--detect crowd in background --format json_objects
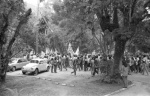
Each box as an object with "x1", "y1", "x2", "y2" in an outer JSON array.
[
  {"x1": 27, "y1": 52, "x2": 150, "y2": 77},
  {"x1": 25, "y1": 52, "x2": 150, "y2": 88},
  {"x1": 124, "y1": 54, "x2": 150, "y2": 76},
  {"x1": 41, "y1": 53, "x2": 113, "y2": 76}
]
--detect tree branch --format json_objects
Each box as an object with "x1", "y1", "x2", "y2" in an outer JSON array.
[{"x1": 5, "y1": 9, "x2": 32, "y2": 58}]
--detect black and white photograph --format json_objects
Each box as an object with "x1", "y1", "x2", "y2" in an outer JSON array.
[{"x1": 0, "y1": 0, "x2": 150, "y2": 96}]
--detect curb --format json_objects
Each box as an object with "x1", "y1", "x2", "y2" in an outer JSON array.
[{"x1": 104, "y1": 82, "x2": 135, "y2": 96}]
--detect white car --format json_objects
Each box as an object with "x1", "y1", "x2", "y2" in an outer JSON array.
[
  {"x1": 22, "y1": 58, "x2": 50, "y2": 75},
  {"x1": 8, "y1": 58, "x2": 29, "y2": 71}
]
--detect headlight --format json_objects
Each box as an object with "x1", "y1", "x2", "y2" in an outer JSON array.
[{"x1": 31, "y1": 68, "x2": 35, "y2": 70}]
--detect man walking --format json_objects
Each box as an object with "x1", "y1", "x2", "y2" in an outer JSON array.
[
  {"x1": 120, "y1": 57, "x2": 129, "y2": 88},
  {"x1": 71, "y1": 56, "x2": 78, "y2": 75}
]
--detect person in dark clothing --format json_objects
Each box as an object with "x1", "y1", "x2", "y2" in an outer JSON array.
[
  {"x1": 80, "y1": 56, "x2": 83, "y2": 70},
  {"x1": 51, "y1": 57, "x2": 57, "y2": 73},
  {"x1": 65, "y1": 56, "x2": 69, "y2": 68},
  {"x1": 91, "y1": 57, "x2": 99, "y2": 76},
  {"x1": 51, "y1": 58, "x2": 54, "y2": 73},
  {"x1": 71, "y1": 57, "x2": 78, "y2": 75},
  {"x1": 58, "y1": 56, "x2": 62, "y2": 71},
  {"x1": 84, "y1": 57, "x2": 88, "y2": 71},
  {"x1": 77, "y1": 57, "x2": 81, "y2": 71},
  {"x1": 138, "y1": 57, "x2": 142, "y2": 73},
  {"x1": 120, "y1": 57, "x2": 129, "y2": 88}
]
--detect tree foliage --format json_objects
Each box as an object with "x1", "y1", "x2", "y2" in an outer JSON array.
[
  {"x1": 0, "y1": 0, "x2": 32, "y2": 81},
  {"x1": 50, "y1": 0, "x2": 150, "y2": 80}
]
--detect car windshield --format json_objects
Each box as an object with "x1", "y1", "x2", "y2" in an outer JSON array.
[{"x1": 30, "y1": 60, "x2": 39, "y2": 63}]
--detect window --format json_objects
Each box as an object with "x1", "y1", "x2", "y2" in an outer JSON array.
[
  {"x1": 39, "y1": 61, "x2": 44, "y2": 64},
  {"x1": 18, "y1": 59, "x2": 23, "y2": 63},
  {"x1": 30, "y1": 60, "x2": 39, "y2": 63},
  {"x1": 22, "y1": 59, "x2": 27, "y2": 62}
]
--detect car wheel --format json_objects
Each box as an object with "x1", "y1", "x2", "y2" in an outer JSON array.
[
  {"x1": 47, "y1": 66, "x2": 50, "y2": 72},
  {"x1": 12, "y1": 67, "x2": 16, "y2": 72},
  {"x1": 34, "y1": 69, "x2": 38, "y2": 75},
  {"x1": 22, "y1": 72, "x2": 26, "y2": 75}
]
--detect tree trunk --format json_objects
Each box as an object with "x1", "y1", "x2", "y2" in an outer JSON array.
[
  {"x1": 112, "y1": 35, "x2": 127, "y2": 78},
  {"x1": 0, "y1": 9, "x2": 31, "y2": 82}
]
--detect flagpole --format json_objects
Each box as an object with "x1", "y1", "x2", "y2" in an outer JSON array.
[{"x1": 36, "y1": 0, "x2": 40, "y2": 55}]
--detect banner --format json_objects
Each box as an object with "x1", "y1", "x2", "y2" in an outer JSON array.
[
  {"x1": 45, "y1": 47, "x2": 50, "y2": 54},
  {"x1": 41, "y1": 51, "x2": 45, "y2": 58},
  {"x1": 75, "y1": 47, "x2": 79, "y2": 55},
  {"x1": 67, "y1": 43, "x2": 74, "y2": 56}
]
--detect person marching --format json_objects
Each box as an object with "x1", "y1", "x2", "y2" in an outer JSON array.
[
  {"x1": 91, "y1": 56, "x2": 99, "y2": 77},
  {"x1": 91, "y1": 57, "x2": 95, "y2": 76},
  {"x1": 57, "y1": 56, "x2": 62, "y2": 71},
  {"x1": 77, "y1": 57, "x2": 81, "y2": 71},
  {"x1": 51, "y1": 58, "x2": 54, "y2": 73},
  {"x1": 51, "y1": 57, "x2": 57, "y2": 73},
  {"x1": 120, "y1": 57, "x2": 129, "y2": 88},
  {"x1": 142, "y1": 55, "x2": 149, "y2": 75},
  {"x1": 63, "y1": 55, "x2": 67, "y2": 71},
  {"x1": 71, "y1": 55, "x2": 78, "y2": 75}
]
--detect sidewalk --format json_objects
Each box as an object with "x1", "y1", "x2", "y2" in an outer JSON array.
[{"x1": 107, "y1": 73, "x2": 150, "y2": 96}]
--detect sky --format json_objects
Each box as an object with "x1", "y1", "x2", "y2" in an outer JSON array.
[
  {"x1": 23, "y1": 0, "x2": 49, "y2": 13},
  {"x1": 24, "y1": 0, "x2": 46, "y2": 7},
  {"x1": 24, "y1": 0, "x2": 38, "y2": 6}
]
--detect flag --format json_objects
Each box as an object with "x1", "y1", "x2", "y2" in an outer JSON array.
[
  {"x1": 75, "y1": 47, "x2": 79, "y2": 55},
  {"x1": 41, "y1": 51, "x2": 45, "y2": 57},
  {"x1": 92, "y1": 50, "x2": 96, "y2": 56},
  {"x1": 46, "y1": 47, "x2": 50, "y2": 54},
  {"x1": 67, "y1": 43, "x2": 74, "y2": 55}
]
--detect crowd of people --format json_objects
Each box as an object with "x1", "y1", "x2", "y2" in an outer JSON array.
[
  {"x1": 43, "y1": 53, "x2": 113, "y2": 76},
  {"x1": 27, "y1": 52, "x2": 150, "y2": 88},
  {"x1": 28, "y1": 53, "x2": 150, "y2": 77},
  {"x1": 121, "y1": 54, "x2": 150, "y2": 88},
  {"x1": 123, "y1": 54, "x2": 150, "y2": 76}
]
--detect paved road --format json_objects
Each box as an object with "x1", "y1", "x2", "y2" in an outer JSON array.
[{"x1": 111, "y1": 73, "x2": 150, "y2": 96}]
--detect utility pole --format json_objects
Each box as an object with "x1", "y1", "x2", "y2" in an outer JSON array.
[{"x1": 36, "y1": 0, "x2": 40, "y2": 55}]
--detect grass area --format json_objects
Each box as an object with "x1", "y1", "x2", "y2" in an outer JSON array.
[
  {"x1": 0, "y1": 76, "x2": 58, "y2": 96},
  {"x1": 0, "y1": 75, "x2": 126, "y2": 96}
]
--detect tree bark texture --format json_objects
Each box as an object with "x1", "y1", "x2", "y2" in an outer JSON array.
[
  {"x1": 112, "y1": 35, "x2": 127, "y2": 77},
  {"x1": 0, "y1": 9, "x2": 31, "y2": 82}
]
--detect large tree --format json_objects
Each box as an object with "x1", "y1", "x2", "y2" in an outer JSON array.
[
  {"x1": 0, "y1": 0, "x2": 31, "y2": 82},
  {"x1": 55, "y1": 0, "x2": 150, "y2": 80}
]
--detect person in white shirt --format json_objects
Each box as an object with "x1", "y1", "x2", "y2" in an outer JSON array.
[{"x1": 142, "y1": 55, "x2": 149, "y2": 75}]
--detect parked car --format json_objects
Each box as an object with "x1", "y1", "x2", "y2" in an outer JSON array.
[
  {"x1": 22, "y1": 58, "x2": 50, "y2": 75},
  {"x1": 8, "y1": 58, "x2": 29, "y2": 72}
]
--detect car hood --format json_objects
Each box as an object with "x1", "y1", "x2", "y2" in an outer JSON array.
[
  {"x1": 23, "y1": 63, "x2": 38, "y2": 68},
  {"x1": 9, "y1": 63, "x2": 16, "y2": 66}
]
